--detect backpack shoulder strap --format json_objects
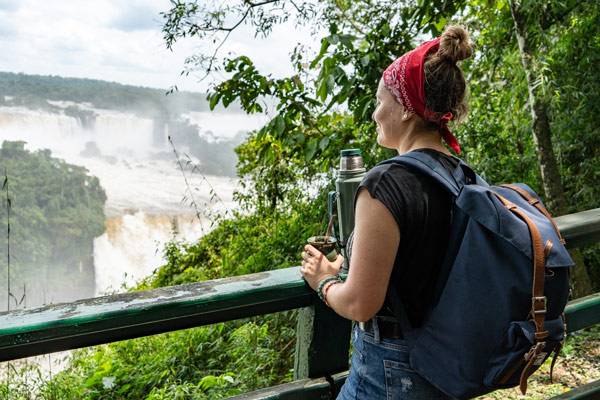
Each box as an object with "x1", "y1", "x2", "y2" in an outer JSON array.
[
  {"x1": 378, "y1": 151, "x2": 486, "y2": 347},
  {"x1": 377, "y1": 151, "x2": 487, "y2": 196}
]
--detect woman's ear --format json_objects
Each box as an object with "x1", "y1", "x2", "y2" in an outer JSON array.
[{"x1": 402, "y1": 107, "x2": 414, "y2": 121}]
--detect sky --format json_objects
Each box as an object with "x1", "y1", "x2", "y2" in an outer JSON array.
[{"x1": 0, "y1": 0, "x2": 318, "y2": 93}]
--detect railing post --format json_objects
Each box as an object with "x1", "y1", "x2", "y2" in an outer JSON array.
[{"x1": 294, "y1": 298, "x2": 352, "y2": 380}]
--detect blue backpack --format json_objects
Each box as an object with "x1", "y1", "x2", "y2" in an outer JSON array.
[{"x1": 379, "y1": 151, "x2": 573, "y2": 400}]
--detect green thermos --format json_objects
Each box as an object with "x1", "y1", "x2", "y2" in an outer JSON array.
[{"x1": 328, "y1": 149, "x2": 366, "y2": 273}]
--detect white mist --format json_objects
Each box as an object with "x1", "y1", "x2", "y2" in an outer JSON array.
[{"x1": 0, "y1": 105, "x2": 241, "y2": 300}]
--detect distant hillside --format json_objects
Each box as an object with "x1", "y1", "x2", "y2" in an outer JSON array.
[
  {"x1": 0, "y1": 71, "x2": 216, "y2": 118},
  {"x1": 0, "y1": 72, "x2": 247, "y2": 177}
]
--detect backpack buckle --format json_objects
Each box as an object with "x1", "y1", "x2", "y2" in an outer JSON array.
[
  {"x1": 524, "y1": 342, "x2": 546, "y2": 362},
  {"x1": 531, "y1": 296, "x2": 547, "y2": 315}
]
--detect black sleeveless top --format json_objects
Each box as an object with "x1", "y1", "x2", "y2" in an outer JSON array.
[{"x1": 347, "y1": 148, "x2": 459, "y2": 327}]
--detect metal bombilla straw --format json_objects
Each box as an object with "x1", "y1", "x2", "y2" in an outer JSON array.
[{"x1": 325, "y1": 214, "x2": 336, "y2": 242}]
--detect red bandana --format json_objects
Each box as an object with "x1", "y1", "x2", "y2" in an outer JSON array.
[{"x1": 382, "y1": 37, "x2": 461, "y2": 154}]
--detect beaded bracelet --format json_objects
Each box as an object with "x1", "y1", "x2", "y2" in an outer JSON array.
[
  {"x1": 322, "y1": 279, "x2": 343, "y2": 307},
  {"x1": 317, "y1": 276, "x2": 339, "y2": 303}
]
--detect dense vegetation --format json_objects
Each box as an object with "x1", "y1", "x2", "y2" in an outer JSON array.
[
  {"x1": 1, "y1": 0, "x2": 599, "y2": 398},
  {"x1": 0, "y1": 141, "x2": 107, "y2": 309}
]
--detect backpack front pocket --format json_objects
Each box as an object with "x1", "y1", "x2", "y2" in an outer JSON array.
[{"x1": 483, "y1": 316, "x2": 566, "y2": 388}]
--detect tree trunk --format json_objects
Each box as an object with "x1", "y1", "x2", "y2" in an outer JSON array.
[{"x1": 509, "y1": 0, "x2": 593, "y2": 298}]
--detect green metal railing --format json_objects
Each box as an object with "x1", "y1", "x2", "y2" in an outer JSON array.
[{"x1": 0, "y1": 207, "x2": 599, "y2": 399}]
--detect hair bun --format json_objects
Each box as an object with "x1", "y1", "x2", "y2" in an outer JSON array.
[{"x1": 438, "y1": 25, "x2": 473, "y2": 63}]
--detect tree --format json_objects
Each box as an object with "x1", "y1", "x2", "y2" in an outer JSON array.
[
  {"x1": 161, "y1": 0, "x2": 467, "y2": 212},
  {"x1": 161, "y1": 0, "x2": 599, "y2": 296},
  {"x1": 0, "y1": 141, "x2": 107, "y2": 309},
  {"x1": 457, "y1": 0, "x2": 595, "y2": 296}
]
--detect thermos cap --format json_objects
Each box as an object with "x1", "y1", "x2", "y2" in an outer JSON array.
[
  {"x1": 341, "y1": 149, "x2": 361, "y2": 156},
  {"x1": 340, "y1": 148, "x2": 364, "y2": 171}
]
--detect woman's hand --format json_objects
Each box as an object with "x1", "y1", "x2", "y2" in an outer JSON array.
[{"x1": 300, "y1": 244, "x2": 344, "y2": 292}]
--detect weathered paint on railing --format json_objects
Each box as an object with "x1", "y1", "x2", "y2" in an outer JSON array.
[
  {"x1": 227, "y1": 377, "x2": 331, "y2": 400},
  {"x1": 0, "y1": 267, "x2": 314, "y2": 362},
  {"x1": 554, "y1": 208, "x2": 600, "y2": 249},
  {"x1": 565, "y1": 292, "x2": 600, "y2": 333}
]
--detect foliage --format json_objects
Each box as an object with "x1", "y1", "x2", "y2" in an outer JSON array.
[
  {"x1": 64, "y1": 105, "x2": 97, "y2": 129},
  {"x1": 0, "y1": 141, "x2": 107, "y2": 308},
  {"x1": 10, "y1": 181, "x2": 329, "y2": 399},
  {"x1": 457, "y1": 0, "x2": 600, "y2": 289},
  {"x1": 2, "y1": 0, "x2": 599, "y2": 398},
  {"x1": 189, "y1": 0, "x2": 465, "y2": 211},
  {"x1": 1, "y1": 312, "x2": 297, "y2": 399}
]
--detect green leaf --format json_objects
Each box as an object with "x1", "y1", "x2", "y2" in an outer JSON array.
[
  {"x1": 327, "y1": 34, "x2": 340, "y2": 45},
  {"x1": 199, "y1": 375, "x2": 218, "y2": 391},
  {"x1": 259, "y1": 126, "x2": 267, "y2": 140},
  {"x1": 317, "y1": 79, "x2": 328, "y2": 101},
  {"x1": 360, "y1": 55, "x2": 370, "y2": 66},
  {"x1": 319, "y1": 136, "x2": 330, "y2": 151},
  {"x1": 339, "y1": 34, "x2": 357, "y2": 48},
  {"x1": 275, "y1": 116, "x2": 285, "y2": 135},
  {"x1": 294, "y1": 130, "x2": 305, "y2": 144},
  {"x1": 310, "y1": 39, "x2": 330, "y2": 69},
  {"x1": 117, "y1": 384, "x2": 131, "y2": 394},
  {"x1": 434, "y1": 16, "x2": 447, "y2": 32},
  {"x1": 208, "y1": 93, "x2": 220, "y2": 110},
  {"x1": 305, "y1": 140, "x2": 318, "y2": 162},
  {"x1": 325, "y1": 74, "x2": 335, "y2": 94}
]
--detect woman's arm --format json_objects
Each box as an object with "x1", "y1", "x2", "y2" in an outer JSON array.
[{"x1": 301, "y1": 187, "x2": 400, "y2": 322}]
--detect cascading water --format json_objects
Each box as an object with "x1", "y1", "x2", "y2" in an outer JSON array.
[{"x1": 0, "y1": 105, "x2": 238, "y2": 301}]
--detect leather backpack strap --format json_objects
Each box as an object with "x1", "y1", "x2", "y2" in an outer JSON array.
[
  {"x1": 499, "y1": 184, "x2": 566, "y2": 245},
  {"x1": 485, "y1": 187, "x2": 548, "y2": 395},
  {"x1": 549, "y1": 313, "x2": 568, "y2": 384}
]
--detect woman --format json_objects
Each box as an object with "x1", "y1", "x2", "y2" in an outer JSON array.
[{"x1": 300, "y1": 25, "x2": 474, "y2": 399}]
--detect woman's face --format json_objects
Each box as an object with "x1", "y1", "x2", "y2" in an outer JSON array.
[{"x1": 372, "y1": 79, "x2": 404, "y2": 149}]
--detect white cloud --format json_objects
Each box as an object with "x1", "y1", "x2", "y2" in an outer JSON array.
[{"x1": 0, "y1": 0, "x2": 322, "y2": 93}]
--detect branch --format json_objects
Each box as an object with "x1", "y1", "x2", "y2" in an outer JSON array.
[
  {"x1": 221, "y1": 1, "x2": 280, "y2": 32},
  {"x1": 178, "y1": 0, "x2": 281, "y2": 79},
  {"x1": 289, "y1": 97, "x2": 325, "y2": 136},
  {"x1": 334, "y1": 0, "x2": 365, "y2": 35},
  {"x1": 197, "y1": 28, "x2": 236, "y2": 81}
]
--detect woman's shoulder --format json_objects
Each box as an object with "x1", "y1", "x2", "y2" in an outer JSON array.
[
  {"x1": 363, "y1": 161, "x2": 415, "y2": 187},
  {"x1": 367, "y1": 149, "x2": 459, "y2": 178},
  {"x1": 360, "y1": 162, "x2": 423, "y2": 200}
]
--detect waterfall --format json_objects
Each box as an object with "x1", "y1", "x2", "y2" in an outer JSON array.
[
  {"x1": 0, "y1": 106, "x2": 238, "y2": 303},
  {"x1": 94, "y1": 213, "x2": 209, "y2": 294}
]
